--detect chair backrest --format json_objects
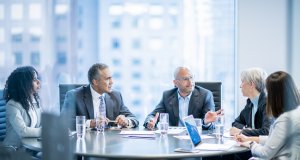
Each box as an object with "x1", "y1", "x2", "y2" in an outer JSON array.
[
  {"x1": 195, "y1": 82, "x2": 222, "y2": 111},
  {"x1": 0, "y1": 89, "x2": 6, "y2": 141},
  {"x1": 42, "y1": 113, "x2": 72, "y2": 160},
  {"x1": 59, "y1": 84, "x2": 85, "y2": 111}
]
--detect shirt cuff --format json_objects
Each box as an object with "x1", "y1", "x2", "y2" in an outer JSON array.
[
  {"x1": 86, "y1": 119, "x2": 91, "y2": 128},
  {"x1": 127, "y1": 119, "x2": 133, "y2": 128}
]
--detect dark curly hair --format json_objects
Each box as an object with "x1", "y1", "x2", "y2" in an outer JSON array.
[{"x1": 4, "y1": 66, "x2": 40, "y2": 111}]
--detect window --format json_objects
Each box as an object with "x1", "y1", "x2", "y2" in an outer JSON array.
[
  {"x1": 14, "y1": 52, "x2": 22, "y2": 65},
  {"x1": 132, "y1": 72, "x2": 141, "y2": 79},
  {"x1": 55, "y1": 4, "x2": 68, "y2": 15},
  {"x1": 112, "y1": 38, "x2": 120, "y2": 49},
  {"x1": 0, "y1": 50, "x2": 4, "y2": 66},
  {"x1": 132, "y1": 39, "x2": 141, "y2": 49},
  {"x1": 57, "y1": 52, "x2": 67, "y2": 64},
  {"x1": 149, "y1": 17, "x2": 163, "y2": 30},
  {"x1": 0, "y1": 5, "x2": 4, "y2": 20},
  {"x1": 29, "y1": 4, "x2": 42, "y2": 20},
  {"x1": 112, "y1": 59, "x2": 121, "y2": 66},
  {"x1": 148, "y1": 38, "x2": 163, "y2": 50},
  {"x1": 149, "y1": 5, "x2": 164, "y2": 15},
  {"x1": 31, "y1": 51, "x2": 40, "y2": 65},
  {"x1": 113, "y1": 72, "x2": 121, "y2": 79},
  {"x1": 109, "y1": 5, "x2": 123, "y2": 15},
  {"x1": 11, "y1": 27, "x2": 23, "y2": 43},
  {"x1": 29, "y1": 27, "x2": 42, "y2": 42},
  {"x1": 112, "y1": 18, "x2": 121, "y2": 28},
  {"x1": 132, "y1": 59, "x2": 141, "y2": 65},
  {"x1": 0, "y1": 28, "x2": 4, "y2": 43},
  {"x1": 11, "y1": 4, "x2": 23, "y2": 20}
]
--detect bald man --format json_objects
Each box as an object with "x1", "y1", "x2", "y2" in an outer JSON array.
[{"x1": 143, "y1": 67, "x2": 221, "y2": 130}]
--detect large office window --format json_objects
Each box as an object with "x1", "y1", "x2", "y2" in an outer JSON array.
[{"x1": 0, "y1": 1, "x2": 236, "y2": 125}]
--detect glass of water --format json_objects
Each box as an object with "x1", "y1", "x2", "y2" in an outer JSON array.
[
  {"x1": 159, "y1": 113, "x2": 169, "y2": 135},
  {"x1": 76, "y1": 116, "x2": 86, "y2": 139},
  {"x1": 96, "y1": 112, "x2": 106, "y2": 133},
  {"x1": 194, "y1": 118, "x2": 202, "y2": 134},
  {"x1": 215, "y1": 115, "x2": 225, "y2": 139}
]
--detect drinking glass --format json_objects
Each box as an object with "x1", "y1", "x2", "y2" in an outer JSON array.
[
  {"x1": 194, "y1": 118, "x2": 202, "y2": 134},
  {"x1": 215, "y1": 115, "x2": 225, "y2": 139},
  {"x1": 159, "y1": 113, "x2": 169, "y2": 135},
  {"x1": 96, "y1": 112, "x2": 106, "y2": 133},
  {"x1": 76, "y1": 116, "x2": 86, "y2": 138}
]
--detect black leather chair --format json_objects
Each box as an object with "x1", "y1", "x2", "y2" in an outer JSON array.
[
  {"x1": 195, "y1": 82, "x2": 222, "y2": 111},
  {"x1": 0, "y1": 89, "x2": 6, "y2": 142},
  {"x1": 59, "y1": 84, "x2": 85, "y2": 111}
]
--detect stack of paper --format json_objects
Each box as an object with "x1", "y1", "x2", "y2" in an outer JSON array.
[
  {"x1": 119, "y1": 131, "x2": 156, "y2": 139},
  {"x1": 155, "y1": 127, "x2": 185, "y2": 135},
  {"x1": 195, "y1": 140, "x2": 237, "y2": 151}
]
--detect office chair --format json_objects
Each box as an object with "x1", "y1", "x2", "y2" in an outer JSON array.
[
  {"x1": 42, "y1": 113, "x2": 73, "y2": 160},
  {"x1": 0, "y1": 89, "x2": 6, "y2": 142},
  {"x1": 59, "y1": 84, "x2": 85, "y2": 111},
  {"x1": 195, "y1": 82, "x2": 222, "y2": 111}
]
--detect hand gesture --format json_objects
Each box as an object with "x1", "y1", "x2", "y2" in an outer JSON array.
[
  {"x1": 204, "y1": 109, "x2": 223, "y2": 124},
  {"x1": 147, "y1": 112, "x2": 159, "y2": 130}
]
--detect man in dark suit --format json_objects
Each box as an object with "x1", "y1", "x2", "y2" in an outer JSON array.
[
  {"x1": 143, "y1": 67, "x2": 222, "y2": 130},
  {"x1": 61, "y1": 63, "x2": 139, "y2": 129}
]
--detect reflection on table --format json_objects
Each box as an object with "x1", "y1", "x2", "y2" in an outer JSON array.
[{"x1": 22, "y1": 128, "x2": 249, "y2": 159}]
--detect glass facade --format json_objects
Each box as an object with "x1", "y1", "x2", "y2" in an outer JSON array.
[{"x1": 0, "y1": 0, "x2": 236, "y2": 126}]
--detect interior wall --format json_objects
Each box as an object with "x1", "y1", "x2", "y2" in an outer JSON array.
[{"x1": 237, "y1": 0, "x2": 288, "y2": 113}]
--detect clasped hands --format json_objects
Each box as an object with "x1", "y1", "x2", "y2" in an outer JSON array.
[{"x1": 90, "y1": 115, "x2": 129, "y2": 128}]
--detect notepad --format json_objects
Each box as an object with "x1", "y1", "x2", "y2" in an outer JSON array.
[{"x1": 119, "y1": 131, "x2": 156, "y2": 139}]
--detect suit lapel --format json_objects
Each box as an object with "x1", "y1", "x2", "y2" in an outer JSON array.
[
  {"x1": 104, "y1": 93, "x2": 114, "y2": 120},
  {"x1": 188, "y1": 89, "x2": 200, "y2": 115},
  {"x1": 168, "y1": 92, "x2": 179, "y2": 125},
  {"x1": 83, "y1": 86, "x2": 94, "y2": 119}
]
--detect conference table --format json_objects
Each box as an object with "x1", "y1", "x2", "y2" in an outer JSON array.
[{"x1": 22, "y1": 127, "x2": 249, "y2": 159}]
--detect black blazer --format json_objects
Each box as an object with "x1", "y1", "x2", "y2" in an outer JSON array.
[
  {"x1": 232, "y1": 92, "x2": 271, "y2": 136},
  {"x1": 143, "y1": 86, "x2": 215, "y2": 129},
  {"x1": 61, "y1": 85, "x2": 139, "y2": 129}
]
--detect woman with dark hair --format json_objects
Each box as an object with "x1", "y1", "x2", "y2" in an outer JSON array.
[
  {"x1": 3, "y1": 66, "x2": 42, "y2": 150},
  {"x1": 236, "y1": 71, "x2": 300, "y2": 159}
]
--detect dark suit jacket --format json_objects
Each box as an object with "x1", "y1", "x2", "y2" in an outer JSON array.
[
  {"x1": 143, "y1": 86, "x2": 215, "y2": 130},
  {"x1": 61, "y1": 85, "x2": 139, "y2": 129},
  {"x1": 232, "y1": 92, "x2": 271, "y2": 136}
]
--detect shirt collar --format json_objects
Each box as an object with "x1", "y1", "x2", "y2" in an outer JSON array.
[
  {"x1": 177, "y1": 90, "x2": 192, "y2": 100},
  {"x1": 90, "y1": 85, "x2": 105, "y2": 100}
]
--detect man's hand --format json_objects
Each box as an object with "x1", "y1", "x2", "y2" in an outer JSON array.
[
  {"x1": 90, "y1": 119, "x2": 96, "y2": 128},
  {"x1": 204, "y1": 109, "x2": 223, "y2": 124},
  {"x1": 146, "y1": 112, "x2": 159, "y2": 130},
  {"x1": 230, "y1": 127, "x2": 241, "y2": 136},
  {"x1": 116, "y1": 115, "x2": 128, "y2": 127}
]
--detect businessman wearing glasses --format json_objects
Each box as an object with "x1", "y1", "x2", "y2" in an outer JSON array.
[{"x1": 144, "y1": 66, "x2": 222, "y2": 130}]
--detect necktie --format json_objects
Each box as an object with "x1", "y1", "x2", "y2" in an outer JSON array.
[{"x1": 99, "y1": 95, "x2": 106, "y2": 116}]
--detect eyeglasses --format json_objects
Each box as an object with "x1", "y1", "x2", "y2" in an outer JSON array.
[{"x1": 176, "y1": 75, "x2": 194, "y2": 82}]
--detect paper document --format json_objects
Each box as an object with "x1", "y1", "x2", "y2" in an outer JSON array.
[
  {"x1": 119, "y1": 131, "x2": 156, "y2": 139},
  {"x1": 223, "y1": 131, "x2": 233, "y2": 138},
  {"x1": 119, "y1": 131, "x2": 155, "y2": 135},
  {"x1": 195, "y1": 140, "x2": 237, "y2": 151},
  {"x1": 155, "y1": 128, "x2": 185, "y2": 135},
  {"x1": 174, "y1": 135, "x2": 215, "y2": 140}
]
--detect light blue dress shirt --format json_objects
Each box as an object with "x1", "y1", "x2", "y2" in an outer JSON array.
[
  {"x1": 250, "y1": 93, "x2": 260, "y2": 128},
  {"x1": 178, "y1": 91, "x2": 192, "y2": 126}
]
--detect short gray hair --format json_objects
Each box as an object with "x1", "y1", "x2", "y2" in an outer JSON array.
[
  {"x1": 240, "y1": 68, "x2": 268, "y2": 93},
  {"x1": 173, "y1": 66, "x2": 190, "y2": 79}
]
